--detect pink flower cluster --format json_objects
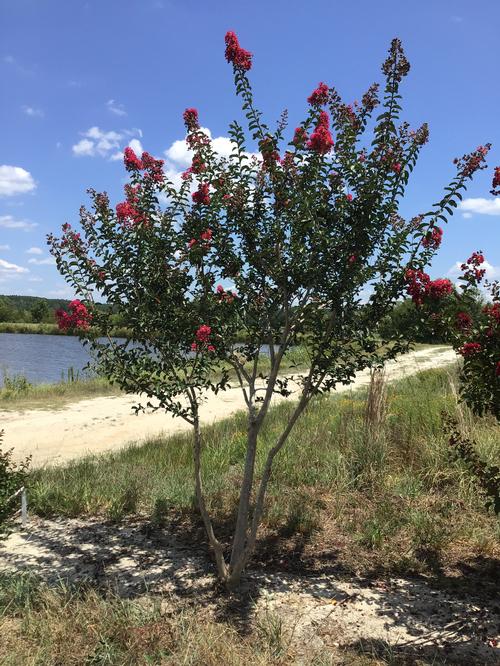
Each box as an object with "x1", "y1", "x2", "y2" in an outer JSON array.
[
  {"x1": 453, "y1": 144, "x2": 491, "y2": 178},
  {"x1": 60, "y1": 225, "x2": 85, "y2": 254},
  {"x1": 192, "y1": 182, "x2": 211, "y2": 205},
  {"x1": 307, "y1": 111, "x2": 334, "y2": 155},
  {"x1": 123, "y1": 147, "x2": 165, "y2": 183},
  {"x1": 183, "y1": 107, "x2": 199, "y2": 131},
  {"x1": 292, "y1": 127, "x2": 308, "y2": 148},
  {"x1": 459, "y1": 342, "x2": 482, "y2": 357},
  {"x1": 116, "y1": 185, "x2": 147, "y2": 227},
  {"x1": 427, "y1": 278, "x2": 453, "y2": 300},
  {"x1": 216, "y1": 284, "x2": 237, "y2": 303},
  {"x1": 422, "y1": 226, "x2": 443, "y2": 249},
  {"x1": 55, "y1": 300, "x2": 92, "y2": 331},
  {"x1": 182, "y1": 155, "x2": 206, "y2": 181},
  {"x1": 191, "y1": 324, "x2": 215, "y2": 353},
  {"x1": 259, "y1": 136, "x2": 280, "y2": 167},
  {"x1": 187, "y1": 228, "x2": 212, "y2": 251},
  {"x1": 124, "y1": 147, "x2": 142, "y2": 171},
  {"x1": 460, "y1": 252, "x2": 486, "y2": 283},
  {"x1": 483, "y1": 302, "x2": 500, "y2": 325},
  {"x1": 491, "y1": 166, "x2": 500, "y2": 196},
  {"x1": 224, "y1": 31, "x2": 252, "y2": 71},
  {"x1": 307, "y1": 82, "x2": 329, "y2": 107},
  {"x1": 405, "y1": 269, "x2": 453, "y2": 305},
  {"x1": 456, "y1": 311, "x2": 472, "y2": 331}
]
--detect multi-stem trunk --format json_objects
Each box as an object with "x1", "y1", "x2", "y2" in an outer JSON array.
[{"x1": 228, "y1": 417, "x2": 259, "y2": 574}]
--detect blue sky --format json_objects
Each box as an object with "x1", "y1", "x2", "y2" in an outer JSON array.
[{"x1": 1, "y1": 0, "x2": 499, "y2": 299}]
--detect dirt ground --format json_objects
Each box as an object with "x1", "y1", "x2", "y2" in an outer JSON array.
[
  {"x1": 2, "y1": 347, "x2": 457, "y2": 467},
  {"x1": 1, "y1": 516, "x2": 499, "y2": 664}
]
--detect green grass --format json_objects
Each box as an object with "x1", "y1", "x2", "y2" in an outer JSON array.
[
  {"x1": 0, "y1": 374, "x2": 121, "y2": 410},
  {"x1": 0, "y1": 321, "x2": 66, "y2": 335},
  {"x1": 28, "y1": 366, "x2": 500, "y2": 575},
  {"x1": 0, "y1": 346, "x2": 312, "y2": 411},
  {"x1": 0, "y1": 321, "x2": 132, "y2": 337}
]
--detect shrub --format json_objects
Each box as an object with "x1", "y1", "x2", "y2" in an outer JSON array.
[{"x1": 48, "y1": 33, "x2": 489, "y2": 588}]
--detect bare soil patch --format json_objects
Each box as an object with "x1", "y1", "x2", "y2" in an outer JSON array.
[{"x1": 1, "y1": 516, "x2": 498, "y2": 664}]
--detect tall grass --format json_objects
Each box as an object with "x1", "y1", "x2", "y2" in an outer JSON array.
[
  {"x1": 0, "y1": 371, "x2": 120, "y2": 409},
  {"x1": 0, "y1": 573, "x2": 304, "y2": 666},
  {"x1": 28, "y1": 367, "x2": 500, "y2": 574}
]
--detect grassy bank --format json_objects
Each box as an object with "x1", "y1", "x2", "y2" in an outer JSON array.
[
  {"x1": 28, "y1": 367, "x2": 499, "y2": 575},
  {"x1": 0, "y1": 346, "x2": 312, "y2": 411},
  {"x1": 0, "y1": 321, "x2": 131, "y2": 337},
  {"x1": 0, "y1": 374, "x2": 120, "y2": 410}
]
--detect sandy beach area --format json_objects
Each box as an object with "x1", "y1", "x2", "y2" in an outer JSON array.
[{"x1": 1, "y1": 347, "x2": 457, "y2": 467}]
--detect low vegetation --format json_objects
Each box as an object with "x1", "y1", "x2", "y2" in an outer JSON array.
[
  {"x1": 0, "y1": 573, "x2": 390, "y2": 666},
  {"x1": 0, "y1": 346, "x2": 313, "y2": 411},
  {"x1": 28, "y1": 367, "x2": 500, "y2": 576},
  {"x1": 0, "y1": 372, "x2": 120, "y2": 410}
]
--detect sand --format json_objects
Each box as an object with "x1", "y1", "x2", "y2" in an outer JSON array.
[
  {"x1": 1, "y1": 516, "x2": 498, "y2": 662},
  {"x1": 1, "y1": 347, "x2": 458, "y2": 467}
]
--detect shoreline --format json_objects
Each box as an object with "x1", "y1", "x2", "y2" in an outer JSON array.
[{"x1": 1, "y1": 346, "x2": 457, "y2": 468}]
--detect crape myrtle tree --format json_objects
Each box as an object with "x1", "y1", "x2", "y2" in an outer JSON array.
[
  {"x1": 48, "y1": 32, "x2": 490, "y2": 588},
  {"x1": 408, "y1": 166, "x2": 500, "y2": 421}
]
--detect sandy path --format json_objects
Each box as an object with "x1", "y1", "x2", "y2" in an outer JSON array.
[
  {"x1": 1, "y1": 347, "x2": 457, "y2": 467},
  {"x1": 0, "y1": 516, "x2": 498, "y2": 662}
]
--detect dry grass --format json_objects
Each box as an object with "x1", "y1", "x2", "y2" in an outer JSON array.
[{"x1": 0, "y1": 573, "x2": 386, "y2": 666}]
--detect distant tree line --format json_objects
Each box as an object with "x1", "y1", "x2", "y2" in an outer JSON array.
[
  {"x1": 0, "y1": 295, "x2": 113, "y2": 325},
  {"x1": 378, "y1": 287, "x2": 485, "y2": 344}
]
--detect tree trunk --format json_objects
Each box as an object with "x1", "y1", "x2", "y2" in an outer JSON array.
[
  {"x1": 228, "y1": 419, "x2": 259, "y2": 574},
  {"x1": 192, "y1": 413, "x2": 228, "y2": 581}
]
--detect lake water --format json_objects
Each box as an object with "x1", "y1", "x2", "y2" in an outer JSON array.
[
  {"x1": 0, "y1": 333, "x2": 103, "y2": 386},
  {"x1": 0, "y1": 333, "x2": 277, "y2": 386}
]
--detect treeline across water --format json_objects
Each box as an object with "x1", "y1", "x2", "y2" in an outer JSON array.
[
  {"x1": 0, "y1": 295, "x2": 125, "y2": 336},
  {"x1": 0, "y1": 288, "x2": 487, "y2": 344}
]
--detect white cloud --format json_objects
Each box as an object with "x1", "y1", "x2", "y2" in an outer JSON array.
[
  {"x1": 0, "y1": 165, "x2": 36, "y2": 197},
  {"x1": 0, "y1": 244, "x2": 10, "y2": 250},
  {"x1": 72, "y1": 126, "x2": 142, "y2": 160},
  {"x1": 28, "y1": 256, "x2": 56, "y2": 266},
  {"x1": 128, "y1": 138, "x2": 143, "y2": 155},
  {"x1": 48, "y1": 287, "x2": 75, "y2": 297},
  {"x1": 106, "y1": 99, "x2": 127, "y2": 116},
  {"x1": 165, "y1": 138, "x2": 193, "y2": 169},
  {"x1": 28, "y1": 276, "x2": 43, "y2": 282},
  {"x1": 164, "y1": 127, "x2": 240, "y2": 170},
  {"x1": 73, "y1": 138, "x2": 95, "y2": 156},
  {"x1": 22, "y1": 105, "x2": 44, "y2": 118},
  {"x1": 459, "y1": 198, "x2": 500, "y2": 217},
  {"x1": 0, "y1": 258, "x2": 29, "y2": 275},
  {"x1": 0, "y1": 214, "x2": 37, "y2": 231},
  {"x1": 26, "y1": 246, "x2": 43, "y2": 255}
]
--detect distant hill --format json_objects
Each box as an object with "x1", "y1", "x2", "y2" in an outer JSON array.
[
  {"x1": 1, "y1": 295, "x2": 74, "y2": 312},
  {"x1": 0, "y1": 295, "x2": 108, "y2": 324}
]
